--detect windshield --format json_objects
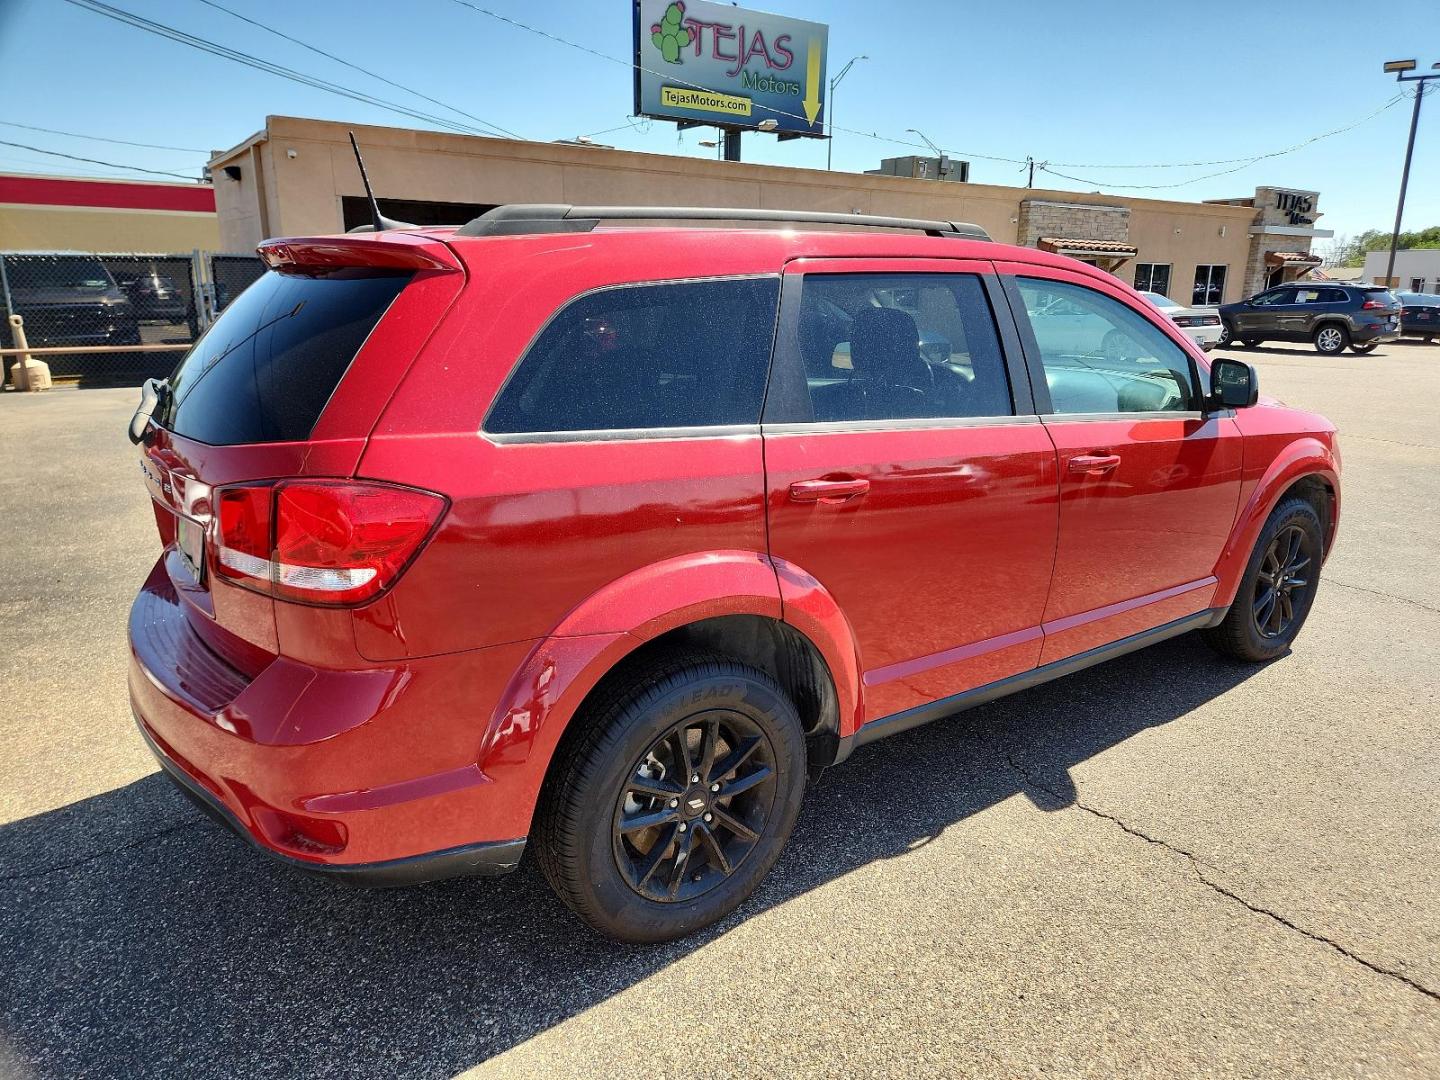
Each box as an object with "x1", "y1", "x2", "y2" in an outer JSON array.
[{"x1": 1141, "y1": 292, "x2": 1181, "y2": 310}]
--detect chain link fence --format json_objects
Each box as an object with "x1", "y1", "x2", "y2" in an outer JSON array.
[{"x1": 2, "y1": 251, "x2": 264, "y2": 388}]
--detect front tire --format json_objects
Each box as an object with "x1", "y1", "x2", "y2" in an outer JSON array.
[
  {"x1": 536, "y1": 651, "x2": 807, "y2": 943},
  {"x1": 1314, "y1": 324, "x2": 1349, "y2": 355},
  {"x1": 1203, "y1": 497, "x2": 1323, "y2": 662},
  {"x1": 1218, "y1": 321, "x2": 1236, "y2": 348}
]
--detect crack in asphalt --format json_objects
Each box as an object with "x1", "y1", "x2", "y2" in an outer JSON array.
[
  {"x1": 0, "y1": 820, "x2": 203, "y2": 883},
  {"x1": 1006, "y1": 755, "x2": 1440, "y2": 1005},
  {"x1": 1323, "y1": 577, "x2": 1440, "y2": 616}
]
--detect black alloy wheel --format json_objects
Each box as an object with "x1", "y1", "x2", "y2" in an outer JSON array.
[
  {"x1": 613, "y1": 712, "x2": 777, "y2": 903},
  {"x1": 1252, "y1": 524, "x2": 1312, "y2": 640},
  {"x1": 1218, "y1": 321, "x2": 1235, "y2": 347},
  {"x1": 536, "y1": 651, "x2": 806, "y2": 942},
  {"x1": 1203, "y1": 496, "x2": 1324, "y2": 662}
]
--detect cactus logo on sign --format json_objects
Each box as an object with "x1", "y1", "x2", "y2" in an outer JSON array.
[{"x1": 632, "y1": 0, "x2": 829, "y2": 137}]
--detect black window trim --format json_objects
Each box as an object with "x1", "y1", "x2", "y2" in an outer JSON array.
[
  {"x1": 478, "y1": 272, "x2": 782, "y2": 445},
  {"x1": 1000, "y1": 271, "x2": 1205, "y2": 418},
  {"x1": 760, "y1": 263, "x2": 1033, "y2": 428}
]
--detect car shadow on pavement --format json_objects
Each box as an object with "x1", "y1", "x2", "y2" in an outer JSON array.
[{"x1": 0, "y1": 635, "x2": 1264, "y2": 1079}]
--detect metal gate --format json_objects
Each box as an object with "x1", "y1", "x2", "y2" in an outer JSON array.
[{"x1": 1, "y1": 250, "x2": 264, "y2": 387}]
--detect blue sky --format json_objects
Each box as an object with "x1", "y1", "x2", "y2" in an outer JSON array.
[{"x1": 1, "y1": 0, "x2": 1436, "y2": 246}]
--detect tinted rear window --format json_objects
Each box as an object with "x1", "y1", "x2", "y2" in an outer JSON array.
[
  {"x1": 157, "y1": 268, "x2": 410, "y2": 445},
  {"x1": 485, "y1": 277, "x2": 779, "y2": 435}
]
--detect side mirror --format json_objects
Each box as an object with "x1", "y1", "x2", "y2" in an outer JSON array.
[
  {"x1": 128, "y1": 377, "x2": 165, "y2": 445},
  {"x1": 1210, "y1": 358, "x2": 1258, "y2": 410}
]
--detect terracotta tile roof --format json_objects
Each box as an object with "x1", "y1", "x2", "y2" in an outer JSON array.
[
  {"x1": 1037, "y1": 236, "x2": 1139, "y2": 255},
  {"x1": 1265, "y1": 250, "x2": 1322, "y2": 265}
]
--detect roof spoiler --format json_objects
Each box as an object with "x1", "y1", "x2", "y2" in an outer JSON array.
[
  {"x1": 257, "y1": 235, "x2": 460, "y2": 273},
  {"x1": 454, "y1": 204, "x2": 991, "y2": 241}
]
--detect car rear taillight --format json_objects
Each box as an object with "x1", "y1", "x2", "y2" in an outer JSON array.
[
  {"x1": 1361, "y1": 299, "x2": 1388, "y2": 310},
  {"x1": 214, "y1": 480, "x2": 446, "y2": 606}
]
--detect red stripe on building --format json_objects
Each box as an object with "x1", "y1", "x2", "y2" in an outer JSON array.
[{"x1": 0, "y1": 174, "x2": 215, "y2": 213}]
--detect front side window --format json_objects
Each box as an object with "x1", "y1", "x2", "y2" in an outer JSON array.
[
  {"x1": 788, "y1": 272, "x2": 1012, "y2": 423},
  {"x1": 1193, "y1": 264, "x2": 1227, "y2": 306},
  {"x1": 1134, "y1": 263, "x2": 1171, "y2": 297},
  {"x1": 1250, "y1": 288, "x2": 1295, "y2": 307},
  {"x1": 486, "y1": 277, "x2": 779, "y2": 434},
  {"x1": 1017, "y1": 278, "x2": 1197, "y2": 415}
]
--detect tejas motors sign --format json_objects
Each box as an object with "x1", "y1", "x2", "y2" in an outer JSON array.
[{"x1": 632, "y1": 0, "x2": 829, "y2": 137}]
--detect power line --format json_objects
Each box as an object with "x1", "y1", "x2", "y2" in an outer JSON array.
[
  {"x1": 446, "y1": 0, "x2": 1420, "y2": 187},
  {"x1": 0, "y1": 121, "x2": 208, "y2": 154},
  {"x1": 1038, "y1": 92, "x2": 1411, "y2": 191},
  {"x1": 0, "y1": 139, "x2": 200, "y2": 180},
  {"x1": 191, "y1": 0, "x2": 522, "y2": 140},
  {"x1": 443, "y1": 0, "x2": 1027, "y2": 165},
  {"x1": 62, "y1": 0, "x2": 515, "y2": 142}
]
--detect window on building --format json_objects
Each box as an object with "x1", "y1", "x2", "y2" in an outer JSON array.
[
  {"x1": 1016, "y1": 278, "x2": 1197, "y2": 415},
  {"x1": 485, "y1": 277, "x2": 779, "y2": 435},
  {"x1": 1412, "y1": 277, "x2": 1427, "y2": 292},
  {"x1": 787, "y1": 273, "x2": 1013, "y2": 423},
  {"x1": 1193, "y1": 265, "x2": 1227, "y2": 306},
  {"x1": 1134, "y1": 263, "x2": 1171, "y2": 297}
]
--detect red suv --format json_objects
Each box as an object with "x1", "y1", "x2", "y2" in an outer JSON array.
[{"x1": 128, "y1": 206, "x2": 1340, "y2": 942}]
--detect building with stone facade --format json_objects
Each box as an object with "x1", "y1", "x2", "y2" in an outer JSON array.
[{"x1": 210, "y1": 116, "x2": 1332, "y2": 307}]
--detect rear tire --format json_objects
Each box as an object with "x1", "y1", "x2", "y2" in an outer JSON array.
[
  {"x1": 1241, "y1": 338, "x2": 1262, "y2": 348},
  {"x1": 536, "y1": 651, "x2": 807, "y2": 943},
  {"x1": 1203, "y1": 496, "x2": 1323, "y2": 663},
  {"x1": 1314, "y1": 324, "x2": 1349, "y2": 355},
  {"x1": 1218, "y1": 321, "x2": 1235, "y2": 348}
]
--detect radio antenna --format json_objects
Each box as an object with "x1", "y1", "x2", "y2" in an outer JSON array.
[{"x1": 347, "y1": 131, "x2": 413, "y2": 232}]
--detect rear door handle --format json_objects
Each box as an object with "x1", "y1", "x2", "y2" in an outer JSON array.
[
  {"x1": 1068, "y1": 454, "x2": 1121, "y2": 474},
  {"x1": 789, "y1": 478, "x2": 871, "y2": 503}
]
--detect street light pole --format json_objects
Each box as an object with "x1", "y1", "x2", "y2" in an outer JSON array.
[
  {"x1": 1382, "y1": 60, "x2": 1438, "y2": 288},
  {"x1": 826, "y1": 54, "x2": 868, "y2": 171}
]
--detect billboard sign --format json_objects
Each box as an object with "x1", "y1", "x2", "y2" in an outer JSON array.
[{"x1": 632, "y1": 0, "x2": 829, "y2": 137}]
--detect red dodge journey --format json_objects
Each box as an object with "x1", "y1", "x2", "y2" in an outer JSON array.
[{"x1": 128, "y1": 205, "x2": 1340, "y2": 941}]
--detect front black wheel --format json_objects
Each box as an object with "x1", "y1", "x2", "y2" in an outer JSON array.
[
  {"x1": 536, "y1": 651, "x2": 806, "y2": 942},
  {"x1": 1203, "y1": 497, "x2": 1323, "y2": 662}
]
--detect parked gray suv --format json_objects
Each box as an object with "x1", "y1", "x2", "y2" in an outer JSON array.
[{"x1": 1218, "y1": 283, "x2": 1401, "y2": 355}]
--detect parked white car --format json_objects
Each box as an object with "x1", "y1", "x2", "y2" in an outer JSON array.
[{"x1": 1140, "y1": 291, "x2": 1223, "y2": 351}]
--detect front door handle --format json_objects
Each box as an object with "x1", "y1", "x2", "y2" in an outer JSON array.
[
  {"x1": 1068, "y1": 453, "x2": 1121, "y2": 474},
  {"x1": 789, "y1": 478, "x2": 871, "y2": 503}
]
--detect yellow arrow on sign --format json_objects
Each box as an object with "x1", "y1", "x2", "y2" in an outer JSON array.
[{"x1": 802, "y1": 40, "x2": 821, "y2": 126}]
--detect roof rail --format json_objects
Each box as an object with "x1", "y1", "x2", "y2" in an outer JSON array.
[{"x1": 453, "y1": 204, "x2": 991, "y2": 241}]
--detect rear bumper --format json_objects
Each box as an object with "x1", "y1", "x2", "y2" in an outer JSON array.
[
  {"x1": 139, "y1": 719, "x2": 525, "y2": 885},
  {"x1": 128, "y1": 561, "x2": 532, "y2": 882},
  {"x1": 1352, "y1": 323, "x2": 1401, "y2": 343}
]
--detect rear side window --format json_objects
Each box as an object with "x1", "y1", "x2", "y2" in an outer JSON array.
[
  {"x1": 789, "y1": 272, "x2": 1013, "y2": 422},
  {"x1": 157, "y1": 268, "x2": 411, "y2": 445},
  {"x1": 486, "y1": 277, "x2": 779, "y2": 435}
]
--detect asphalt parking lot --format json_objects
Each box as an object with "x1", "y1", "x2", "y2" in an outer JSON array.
[{"x1": 1, "y1": 339, "x2": 1437, "y2": 1079}]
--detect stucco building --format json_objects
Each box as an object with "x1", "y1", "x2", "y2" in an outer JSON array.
[{"x1": 209, "y1": 116, "x2": 1333, "y2": 307}]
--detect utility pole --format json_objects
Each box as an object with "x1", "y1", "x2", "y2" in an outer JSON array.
[
  {"x1": 826, "y1": 54, "x2": 868, "y2": 171},
  {"x1": 1381, "y1": 60, "x2": 1438, "y2": 287},
  {"x1": 1026, "y1": 156, "x2": 1035, "y2": 188}
]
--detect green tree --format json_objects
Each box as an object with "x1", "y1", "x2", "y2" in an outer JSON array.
[{"x1": 1336, "y1": 226, "x2": 1440, "y2": 267}]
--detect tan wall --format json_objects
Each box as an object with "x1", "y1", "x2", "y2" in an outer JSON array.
[
  {"x1": 0, "y1": 205, "x2": 220, "y2": 253},
  {"x1": 1127, "y1": 203, "x2": 1253, "y2": 305},
  {"x1": 213, "y1": 115, "x2": 1261, "y2": 303}
]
